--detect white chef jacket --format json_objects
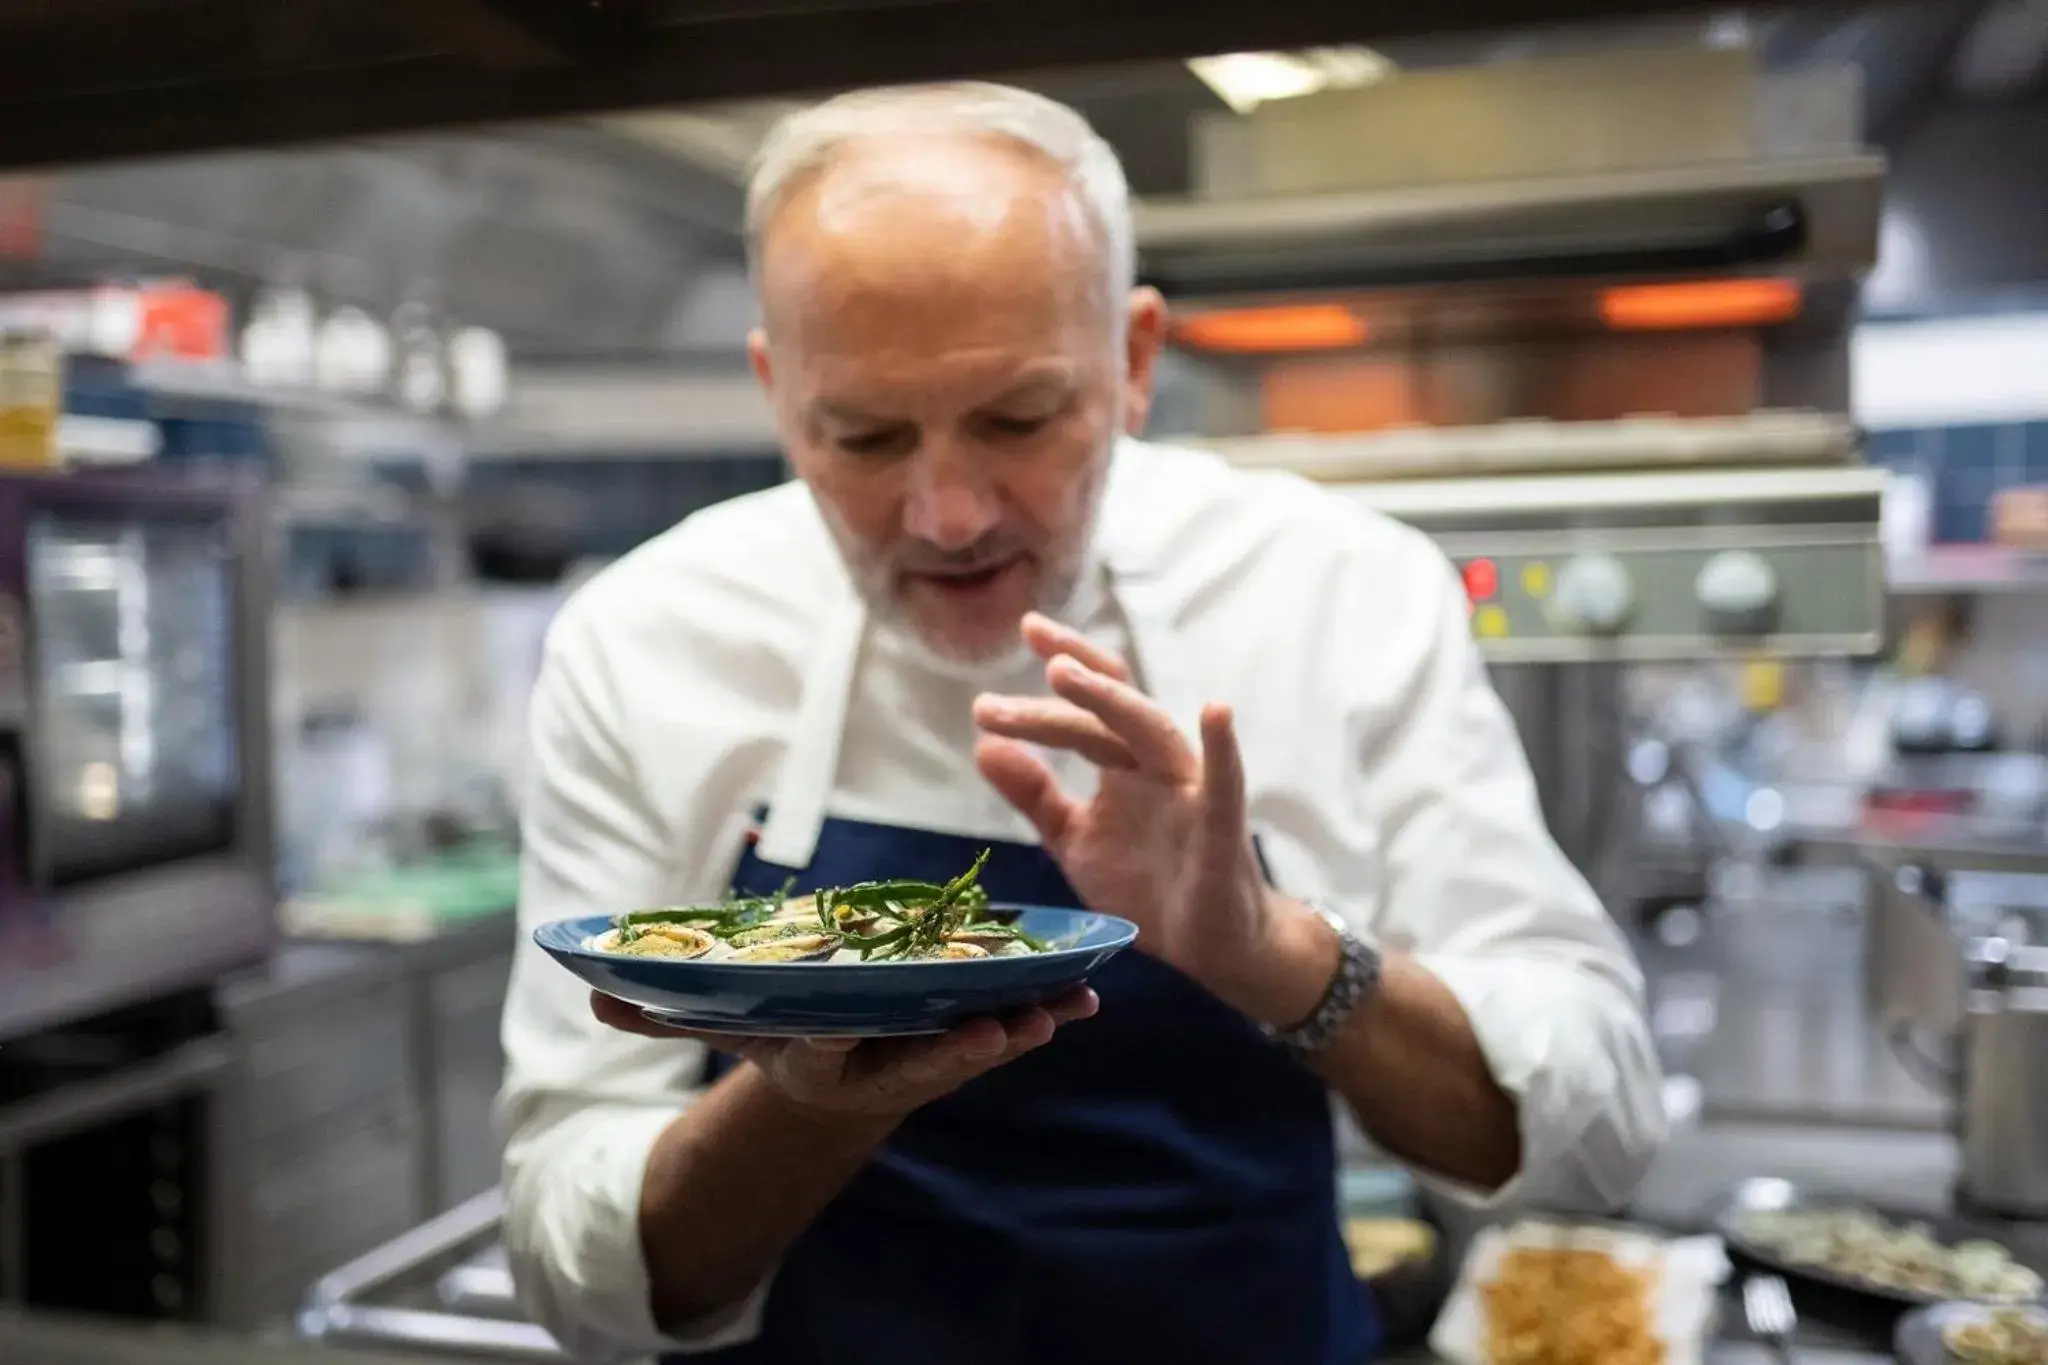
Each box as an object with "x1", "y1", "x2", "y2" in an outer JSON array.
[{"x1": 496, "y1": 437, "x2": 1667, "y2": 1364}]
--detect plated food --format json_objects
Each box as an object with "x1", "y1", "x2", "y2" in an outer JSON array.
[
  {"x1": 1943, "y1": 1308, "x2": 2048, "y2": 1365},
  {"x1": 1479, "y1": 1242, "x2": 1666, "y2": 1365},
  {"x1": 1898, "y1": 1302, "x2": 2048, "y2": 1365},
  {"x1": 585, "y1": 850, "x2": 1047, "y2": 965},
  {"x1": 536, "y1": 856, "x2": 1138, "y2": 1037},
  {"x1": 1729, "y1": 1205, "x2": 2042, "y2": 1305},
  {"x1": 1429, "y1": 1220, "x2": 1726, "y2": 1365}
]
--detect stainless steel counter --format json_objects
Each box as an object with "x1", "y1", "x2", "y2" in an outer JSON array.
[
  {"x1": 11, "y1": 1110, "x2": 2033, "y2": 1365},
  {"x1": 0, "y1": 1306, "x2": 1900, "y2": 1365},
  {"x1": 0, "y1": 1307, "x2": 1902, "y2": 1365},
  {"x1": 1785, "y1": 821, "x2": 2048, "y2": 877},
  {"x1": 0, "y1": 1309, "x2": 483, "y2": 1365}
]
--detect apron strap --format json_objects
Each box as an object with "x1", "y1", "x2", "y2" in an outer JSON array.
[
  {"x1": 755, "y1": 601, "x2": 866, "y2": 869},
  {"x1": 1107, "y1": 573, "x2": 1196, "y2": 743},
  {"x1": 1114, "y1": 569, "x2": 1305, "y2": 897}
]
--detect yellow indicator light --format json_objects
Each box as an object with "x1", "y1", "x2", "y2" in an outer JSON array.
[
  {"x1": 1473, "y1": 604, "x2": 1511, "y2": 639},
  {"x1": 1520, "y1": 562, "x2": 1552, "y2": 599}
]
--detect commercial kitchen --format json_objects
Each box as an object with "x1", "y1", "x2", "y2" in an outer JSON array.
[{"x1": 2, "y1": 2, "x2": 2046, "y2": 1363}]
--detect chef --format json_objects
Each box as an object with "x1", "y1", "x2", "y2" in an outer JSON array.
[{"x1": 497, "y1": 81, "x2": 1665, "y2": 1365}]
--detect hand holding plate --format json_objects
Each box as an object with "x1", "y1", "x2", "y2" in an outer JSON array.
[{"x1": 590, "y1": 986, "x2": 1099, "y2": 1119}]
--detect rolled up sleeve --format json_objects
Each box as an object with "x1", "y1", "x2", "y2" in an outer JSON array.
[
  {"x1": 496, "y1": 612, "x2": 771, "y2": 1362},
  {"x1": 1350, "y1": 536, "x2": 1667, "y2": 1214}
]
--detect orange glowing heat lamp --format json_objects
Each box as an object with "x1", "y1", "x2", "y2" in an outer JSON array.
[
  {"x1": 1598, "y1": 277, "x2": 1803, "y2": 331},
  {"x1": 1172, "y1": 303, "x2": 1370, "y2": 353}
]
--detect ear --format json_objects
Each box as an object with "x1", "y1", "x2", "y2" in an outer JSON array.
[
  {"x1": 747, "y1": 326, "x2": 774, "y2": 394},
  {"x1": 1120, "y1": 286, "x2": 1168, "y2": 437}
]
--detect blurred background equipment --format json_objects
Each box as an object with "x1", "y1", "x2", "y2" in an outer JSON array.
[
  {"x1": 1170, "y1": 41, "x2": 1886, "y2": 915},
  {"x1": 0, "y1": 470, "x2": 271, "y2": 1044},
  {"x1": 0, "y1": 469, "x2": 271, "y2": 1328},
  {"x1": 3, "y1": 1, "x2": 2048, "y2": 1362}
]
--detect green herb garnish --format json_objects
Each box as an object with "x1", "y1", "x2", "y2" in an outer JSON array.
[{"x1": 610, "y1": 855, "x2": 1007, "y2": 961}]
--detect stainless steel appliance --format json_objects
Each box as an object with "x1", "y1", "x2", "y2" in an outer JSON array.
[
  {"x1": 1868, "y1": 864, "x2": 2048, "y2": 1218},
  {"x1": 1959, "y1": 924, "x2": 2048, "y2": 1219},
  {"x1": 1141, "y1": 49, "x2": 1881, "y2": 294},
  {"x1": 1353, "y1": 444, "x2": 1886, "y2": 889},
  {"x1": 1195, "y1": 419, "x2": 1885, "y2": 890},
  {"x1": 1299, "y1": 434, "x2": 1885, "y2": 664},
  {"x1": 1161, "y1": 48, "x2": 1887, "y2": 904},
  {"x1": 0, "y1": 468, "x2": 276, "y2": 1041}
]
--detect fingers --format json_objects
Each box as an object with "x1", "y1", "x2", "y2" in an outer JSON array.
[
  {"x1": 792, "y1": 1036, "x2": 862, "y2": 1054},
  {"x1": 974, "y1": 694, "x2": 1137, "y2": 770},
  {"x1": 1045, "y1": 655, "x2": 1196, "y2": 779},
  {"x1": 1040, "y1": 985, "x2": 1101, "y2": 1027},
  {"x1": 601, "y1": 983, "x2": 1104, "y2": 1120},
  {"x1": 590, "y1": 991, "x2": 699, "y2": 1038},
  {"x1": 588, "y1": 994, "x2": 846, "y2": 1069},
  {"x1": 900, "y1": 995, "x2": 1078, "y2": 1079},
  {"x1": 1198, "y1": 703, "x2": 1250, "y2": 864},
  {"x1": 974, "y1": 736, "x2": 1080, "y2": 850},
  {"x1": 866, "y1": 1018, "x2": 1012, "y2": 1099},
  {"x1": 1020, "y1": 612, "x2": 1133, "y2": 682}
]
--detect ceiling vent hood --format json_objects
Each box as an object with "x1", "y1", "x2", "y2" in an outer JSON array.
[{"x1": 1135, "y1": 48, "x2": 1884, "y2": 298}]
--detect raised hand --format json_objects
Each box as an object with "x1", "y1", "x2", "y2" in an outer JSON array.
[{"x1": 971, "y1": 614, "x2": 1331, "y2": 1025}]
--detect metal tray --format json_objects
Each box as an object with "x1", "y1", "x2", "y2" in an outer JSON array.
[
  {"x1": 1713, "y1": 1177, "x2": 2044, "y2": 1309},
  {"x1": 1896, "y1": 1301, "x2": 2048, "y2": 1365}
]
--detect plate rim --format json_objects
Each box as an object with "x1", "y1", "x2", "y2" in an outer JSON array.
[{"x1": 534, "y1": 901, "x2": 1140, "y2": 973}]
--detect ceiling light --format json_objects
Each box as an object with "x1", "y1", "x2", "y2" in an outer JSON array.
[{"x1": 1188, "y1": 46, "x2": 1395, "y2": 116}]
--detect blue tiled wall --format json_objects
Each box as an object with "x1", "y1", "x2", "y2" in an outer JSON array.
[
  {"x1": 1865, "y1": 421, "x2": 2048, "y2": 544},
  {"x1": 466, "y1": 453, "x2": 787, "y2": 559}
]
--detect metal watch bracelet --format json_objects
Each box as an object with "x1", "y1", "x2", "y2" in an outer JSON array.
[{"x1": 1263, "y1": 904, "x2": 1381, "y2": 1061}]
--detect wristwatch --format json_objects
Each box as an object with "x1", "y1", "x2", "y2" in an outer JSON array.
[{"x1": 1263, "y1": 903, "x2": 1381, "y2": 1061}]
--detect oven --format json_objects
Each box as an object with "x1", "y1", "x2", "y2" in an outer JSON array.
[{"x1": 0, "y1": 468, "x2": 275, "y2": 1043}]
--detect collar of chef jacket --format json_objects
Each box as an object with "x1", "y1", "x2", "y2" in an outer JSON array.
[{"x1": 755, "y1": 436, "x2": 1198, "y2": 871}]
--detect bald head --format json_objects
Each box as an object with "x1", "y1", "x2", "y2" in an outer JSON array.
[
  {"x1": 756, "y1": 134, "x2": 1111, "y2": 354},
  {"x1": 746, "y1": 82, "x2": 1133, "y2": 296}
]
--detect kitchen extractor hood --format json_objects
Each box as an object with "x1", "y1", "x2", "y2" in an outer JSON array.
[{"x1": 1136, "y1": 49, "x2": 1884, "y2": 297}]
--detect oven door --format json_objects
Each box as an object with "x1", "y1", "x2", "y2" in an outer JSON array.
[{"x1": 24, "y1": 504, "x2": 242, "y2": 885}]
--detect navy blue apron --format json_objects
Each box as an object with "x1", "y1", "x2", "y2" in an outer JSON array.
[{"x1": 671, "y1": 813, "x2": 1380, "y2": 1365}]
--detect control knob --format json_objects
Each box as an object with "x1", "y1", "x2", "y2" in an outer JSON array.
[
  {"x1": 1550, "y1": 554, "x2": 1636, "y2": 636},
  {"x1": 1695, "y1": 550, "x2": 1781, "y2": 636}
]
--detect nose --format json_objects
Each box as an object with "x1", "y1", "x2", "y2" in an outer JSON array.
[{"x1": 902, "y1": 441, "x2": 1001, "y2": 550}]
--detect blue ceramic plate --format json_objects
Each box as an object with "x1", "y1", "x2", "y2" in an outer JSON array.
[{"x1": 534, "y1": 905, "x2": 1137, "y2": 1037}]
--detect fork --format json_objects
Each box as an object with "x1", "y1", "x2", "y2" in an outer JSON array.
[{"x1": 1744, "y1": 1273, "x2": 1798, "y2": 1362}]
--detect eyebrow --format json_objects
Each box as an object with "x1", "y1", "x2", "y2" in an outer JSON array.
[
  {"x1": 985, "y1": 373, "x2": 1076, "y2": 408},
  {"x1": 807, "y1": 400, "x2": 901, "y2": 429},
  {"x1": 804, "y1": 367, "x2": 1079, "y2": 429}
]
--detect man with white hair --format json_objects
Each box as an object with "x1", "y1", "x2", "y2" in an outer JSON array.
[{"x1": 498, "y1": 81, "x2": 1664, "y2": 1365}]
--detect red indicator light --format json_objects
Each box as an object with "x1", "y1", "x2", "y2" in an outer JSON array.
[{"x1": 1463, "y1": 558, "x2": 1500, "y2": 601}]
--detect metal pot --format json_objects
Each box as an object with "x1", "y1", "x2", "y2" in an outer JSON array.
[
  {"x1": 1956, "y1": 930, "x2": 2048, "y2": 1218},
  {"x1": 1867, "y1": 865, "x2": 2048, "y2": 1218}
]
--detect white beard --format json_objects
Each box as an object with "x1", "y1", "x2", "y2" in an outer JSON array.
[{"x1": 809, "y1": 481, "x2": 1103, "y2": 679}]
